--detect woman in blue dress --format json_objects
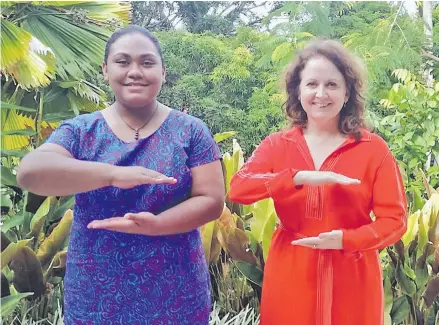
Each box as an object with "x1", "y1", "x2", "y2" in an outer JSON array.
[{"x1": 17, "y1": 25, "x2": 225, "y2": 325}]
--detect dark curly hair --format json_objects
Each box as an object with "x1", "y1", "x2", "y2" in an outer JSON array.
[{"x1": 283, "y1": 39, "x2": 368, "y2": 140}]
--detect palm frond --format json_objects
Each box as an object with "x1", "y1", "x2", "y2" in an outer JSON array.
[
  {"x1": 62, "y1": 2, "x2": 131, "y2": 22},
  {"x1": 1, "y1": 109, "x2": 59, "y2": 150},
  {"x1": 0, "y1": 18, "x2": 32, "y2": 70},
  {"x1": 22, "y1": 7, "x2": 109, "y2": 79},
  {"x1": 32, "y1": 1, "x2": 131, "y2": 22},
  {"x1": 1, "y1": 19, "x2": 56, "y2": 89}
]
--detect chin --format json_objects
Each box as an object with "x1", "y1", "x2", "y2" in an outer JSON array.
[
  {"x1": 121, "y1": 98, "x2": 153, "y2": 109},
  {"x1": 309, "y1": 114, "x2": 340, "y2": 124}
]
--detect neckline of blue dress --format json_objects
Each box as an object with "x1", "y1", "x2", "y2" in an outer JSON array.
[{"x1": 96, "y1": 108, "x2": 176, "y2": 145}]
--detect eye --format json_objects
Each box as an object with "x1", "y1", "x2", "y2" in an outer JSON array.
[
  {"x1": 327, "y1": 82, "x2": 338, "y2": 88},
  {"x1": 142, "y1": 61, "x2": 154, "y2": 66},
  {"x1": 116, "y1": 60, "x2": 128, "y2": 65},
  {"x1": 306, "y1": 81, "x2": 317, "y2": 87}
]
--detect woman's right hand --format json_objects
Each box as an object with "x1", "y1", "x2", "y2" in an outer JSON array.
[
  {"x1": 109, "y1": 166, "x2": 177, "y2": 189},
  {"x1": 293, "y1": 170, "x2": 360, "y2": 186}
]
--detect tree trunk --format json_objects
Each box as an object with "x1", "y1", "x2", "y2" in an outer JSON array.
[{"x1": 422, "y1": 1, "x2": 435, "y2": 169}]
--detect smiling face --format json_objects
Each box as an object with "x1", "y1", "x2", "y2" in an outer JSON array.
[
  {"x1": 298, "y1": 55, "x2": 349, "y2": 125},
  {"x1": 102, "y1": 33, "x2": 165, "y2": 110}
]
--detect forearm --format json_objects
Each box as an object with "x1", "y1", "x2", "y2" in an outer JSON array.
[
  {"x1": 153, "y1": 195, "x2": 224, "y2": 236},
  {"x1": 230, "y1": 168, "x2": 301, "y2": 204},
  {"x1": 342, "y1": 217, "x2": 407, "y2": 253},
  {"x1": 17, "y1": 152, "x2": 114, "y2": 196}
]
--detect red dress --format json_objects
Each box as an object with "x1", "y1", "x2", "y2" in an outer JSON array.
[{"x1": 229, "y1": 127, "x2": 407, "y2": 325}]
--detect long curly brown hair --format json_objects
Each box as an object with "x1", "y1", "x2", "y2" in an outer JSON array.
[{"x1": 283, "y1": 39, "x2": 368, "y2": 140}]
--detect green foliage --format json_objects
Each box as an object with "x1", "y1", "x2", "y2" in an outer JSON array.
[
  {"x1": 377, "y1": 69, "x2": 439, "y2": 192},
  {"x1": 382, "y1": 191, "x2": 439, "y2": 325}
]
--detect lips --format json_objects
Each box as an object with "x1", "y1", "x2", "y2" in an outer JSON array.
[
  {"x1": 313, "y1": 103, "x2": 331, "y2": 108},
  {"x1": 124, "y1": 83, "x2": 147, "y2": 87}
]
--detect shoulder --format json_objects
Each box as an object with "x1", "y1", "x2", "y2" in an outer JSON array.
[
  {"x1": 360, "y1": 129, "x2": 391, "y2": 154},
  {"x1": 171, "y1": 110, "x2": 212, "y2": 134},
  {"x1": 58, "y1": 111, "x2": 103, "y2": 131}
]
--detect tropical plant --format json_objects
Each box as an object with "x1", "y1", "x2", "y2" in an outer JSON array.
[{"x1": 382, "y1": 188, "x2": 439, "y2": 325}]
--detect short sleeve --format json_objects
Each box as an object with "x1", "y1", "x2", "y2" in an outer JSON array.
[
  {"x1": 44, "y1": 119, "x2": 80, "y2": 158},
  {"x1": 187, "y1": 119, "x2": 221, "y2": 168}
]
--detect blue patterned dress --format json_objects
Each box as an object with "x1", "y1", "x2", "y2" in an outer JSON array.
[{"x1": 45, "y1": 109, "x2": 221, "y2": 325}]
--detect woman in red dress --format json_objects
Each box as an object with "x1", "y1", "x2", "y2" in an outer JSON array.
[{"x1": 229, "y1": 39, "x2": 407, "y2": 325}]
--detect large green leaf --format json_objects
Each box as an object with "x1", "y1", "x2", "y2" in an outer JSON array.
[
  {"x1": 0, "y1": 292, "x2": 34, "y2": 318},
  {"x1": 235, "y1": 261, "x2": 263, "y2": 287},
  {"x1": 390, "y1": 295, "x2": 410, "y2": 325},
  {"x1": 1, "y1": 214, "x2": 25, "y2": 233},
  {"x1": 1, "y1": 102, "x2": 37, "y2": 113},
  {"x1": 1, "y1": 166, "x2": 17, "y2": 187},
  {"x1": 395, "y1": 262, "x2": 416, "y2": 296}
]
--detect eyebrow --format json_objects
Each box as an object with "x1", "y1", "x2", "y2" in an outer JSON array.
[
  {"x1": 304, "y1": 78, "x2": 341, "y2": 82},
  {"x1": 112, "y1": 52, "x2": 158, "y2": 58}
]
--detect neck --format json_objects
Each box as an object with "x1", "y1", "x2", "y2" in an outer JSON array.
[
  {"x1": 304, "y1": 117, "x2": 341, "y2": 138},
  {"x1": 114, "y1": 100, "x2": 159, "y2": 127}
]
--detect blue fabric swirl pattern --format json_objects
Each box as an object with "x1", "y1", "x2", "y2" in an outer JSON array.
[{"x1": 45, "y1": 109, "x2": 221, "y2": 325}]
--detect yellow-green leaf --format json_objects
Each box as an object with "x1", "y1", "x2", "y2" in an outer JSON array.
[
  {"x1": 261, "y1": 211, "x2": 276, "y2": 260},
  {"x1": 0, "y1": 19, "x2": 31, "y2": 70},
  {"x1": 36, "y1": 209, "x2": 73, "y2": 265},
  {"x1": 250, "y1": 198, "x2": 276, "y2": 242},
  {"x1": 0, "y1": 238, "x2": 32, "y2": 269},
  {"x1": 401, "y1": 210, "x2": 420, "y2": 246},
  {"x1": 27, "y1": 196, "x2": 56, "y2": 239},
  {"x1": 200, "y1": 219, "x2": 216, "y2": 264},
  {"x1": 214, "y1": 131, "x2": 236, "y2": 143}
]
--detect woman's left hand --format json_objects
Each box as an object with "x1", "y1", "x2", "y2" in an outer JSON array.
[
  {"x1": 291, "y1": 230, "x2": 343, "y2": 250},
  {"x1": 87, "y1": 212, "x2": 159, "y2": 235}
]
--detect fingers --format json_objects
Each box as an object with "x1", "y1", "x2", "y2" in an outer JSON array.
[
  {"x1": 339, "y1": 177, "x2": 360, "y2": 185},
  {"x1": 291, "y1": 237, "x2": 320, "y2": 248},
  {"x1": 292, "y1": 231, "x2": 343, "y2": 250},
  {"x1": 140, "y1": 173, "x2": 177, "y2": 185},
  {"x1": 87, "y1": 217, "x2": 134, "y2": 230},
  {"x1": 329, "y1": 173, "x2": 360, "y2": 185}
]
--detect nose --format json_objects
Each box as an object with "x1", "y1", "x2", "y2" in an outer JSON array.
[
  {"x1": 126, "y1": 63, "x2": 143, "y2": 79},
  {"x1": 315, "y1": 85, "x2": 327, "y2": 98}
]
